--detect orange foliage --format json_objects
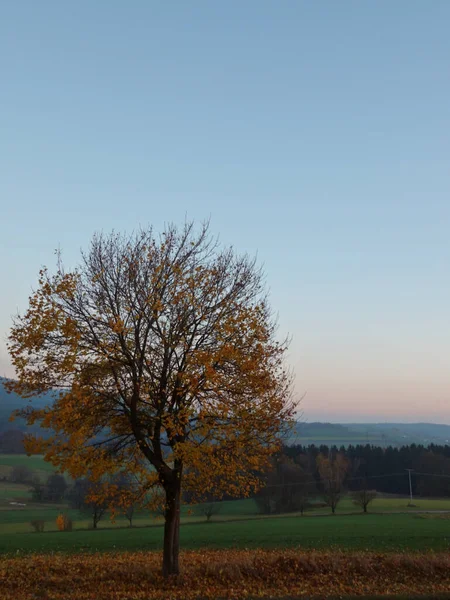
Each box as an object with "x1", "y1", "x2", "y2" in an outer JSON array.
[
  {"x1": 0, "y1": 549, "x2": 449, "y2": 599},
  {"x1": 55, "y1": 513, "x2": 72, "y2": 532}
]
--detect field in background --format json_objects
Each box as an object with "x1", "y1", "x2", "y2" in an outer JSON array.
[
  {"x1": 0, "y1": 454, "x2": 54, "y2": 471},
  {"x1": 0, "y1": 453, "x2": 449, "y2": 559},
  {"x1": 0, "y1": 454, "x2": 56, "y2": 483},
  {"x1": 288, "y1": 422, "x2": 450, "y2": 448},
  {"x1": 1, "y1": 512, "x2": 449, "y2": 555}
]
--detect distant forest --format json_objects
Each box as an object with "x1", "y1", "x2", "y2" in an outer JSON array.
[{"x1": 273, "y1": 442, "x2": 450, "y2": 499}]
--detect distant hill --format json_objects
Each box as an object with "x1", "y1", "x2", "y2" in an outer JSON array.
[
  {"x1": 0, "y1": 378, "x2": 52, "y2": 434},
  {"x1": 2, "y1": 379, "x2": 450, "y2": 447},
  {"x1": 287, "y1": 421, "x2": 450, "y2": 448},
  {"x1": 346, "y1": 422, "x2": 450, "y2": 446}
]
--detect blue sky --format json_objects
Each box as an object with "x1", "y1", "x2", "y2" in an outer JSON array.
[{"x1": 1, "y1": 1, "x2": 449, "y2": 422}]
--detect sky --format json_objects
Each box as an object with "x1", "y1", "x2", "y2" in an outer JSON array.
[{"x1": 1, "y1": 1, "x2": 449, "y2": 424}]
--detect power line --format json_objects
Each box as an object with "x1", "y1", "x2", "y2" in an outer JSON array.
[
  {"x1": 259, "y1": 472, "x2": 416, "y2": 491},
  {"x1": 414, "y1": 471, "x2": 450, "y2": 480},
  {"x1": 256, "y1": 470, "x2": 450, "y2": 491}
]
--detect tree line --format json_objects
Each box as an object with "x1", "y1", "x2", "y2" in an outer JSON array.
[{"x1": 253, "y1": 442, "x2": 450, "y2": 515}]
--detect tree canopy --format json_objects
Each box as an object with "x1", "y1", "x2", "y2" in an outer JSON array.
[{"x1": 7, "y1": 221, "x2": 296, "y2": 575}]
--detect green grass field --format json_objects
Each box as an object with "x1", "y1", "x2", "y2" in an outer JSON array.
[
  {"x1": 0, "y1": 454, "x2": 55, "y2": 472},
  {"x1": 0, "y1": 453, "x2": 449, "y2": 562},
  {"x1": 0, "y1": 482, "x2": 31, "y2": 500},
  {"x1": 0, "y1": 490, "x2": 449, "y2": 556},
  {"x1": 0, "y1": 454, "x2": 56, "y2": 484},
  {"x1": 0, "y1": 513, "x2": 449, "y2": 555}
]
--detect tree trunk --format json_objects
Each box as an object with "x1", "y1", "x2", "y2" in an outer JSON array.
[
  {"x1": 172, "y1": 500, "x2": 180, "y2": 573},
  {"x1": 162, "y1": 481, "x2": 181, "y2": 577}
]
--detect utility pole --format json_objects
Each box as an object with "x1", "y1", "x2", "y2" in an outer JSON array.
[{"x1": 406, "y1": 469, "x2": 413, "y2": 506}]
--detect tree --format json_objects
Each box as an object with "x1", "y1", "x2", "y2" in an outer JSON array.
[
  {"x1": 124, "y1": 502, "x2": 135, "y2": 528},
  {"x1": 198, "y1": 497, "x2": 221, "y2": 522},
  {"x1": 7, "y1": 222, "x2": 295, "y2": 577},
  {"x1": 67, "y1": 478, "x2": 107, "y2": 528},
  {"x1": 66, "y1": 479, "x2": 88, "y2": 510},
  {"x1": 10, "y1": 464, "x2": 32, "y2": 484},
  {"x1": 295, "y1": 492, "x2": 310, "y2": 516},
  {"x1": 316, "y1": 452, "x2": 348, "y2": 514},
  {"x1": 351, "y1": 486, "x2": 377, "y2": 513},
  {"x1": 254, "y1": 470, "x2": 278, "y2": 515},
  {"x1": 111, "y1": 472, "x2": 141, "y2": 527},
  {"x1": 46, "y1": 473, "x2": 68, "y2": 502},
  {"x1": 255, "y1": 455, "x2": 310, "y2": 515},
  {"x1": 274, "y1": 456, "x2": 310, "y2": 514},
  {"x1": 88, "y1": 497, "x2": 107, "y2": 529},
  {"x1": 29, "y1": 476, "x2": 45, "y2": 502}
]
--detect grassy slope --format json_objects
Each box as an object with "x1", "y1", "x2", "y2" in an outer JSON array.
[
  {"x1": 0, "y1": 454, "x2": 55, "y2": 472},
  {"x1": 0, "y1": 483, "x2": 31, "y2": 500},
  {"x1": 2, "y1": 493, "x2": 450, "y2": 533},
  {"x1": 0, "y1": 513, "x2": 449, "y2": 555}
]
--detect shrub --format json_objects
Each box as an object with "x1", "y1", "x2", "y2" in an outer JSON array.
[
  {"x1": 56, "y1": 513, "x2": 73, "y2": 532},
  {"x1": 30, "y1": 519, "x2": 45, "y2": 533}
]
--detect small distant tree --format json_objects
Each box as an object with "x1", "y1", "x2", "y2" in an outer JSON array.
[
  {"x1": 296, "y1": 492, "x2": 310, "y2": 516},
  {"x1": 199, "y1": 501, "x2": 221, "y2": 522},
  {"x1": 66, "y1": 478, "x2": 87, "y2": 509},
  {"x1": 316, "y1": 452, "x2": 349, "y2": 514},
  {"x1": 123, "y1": 503, "x2": 135, "y2": 527},
  {"x1": 56, "y1": 513, "x2": 73, "y2": 531},
  {"x1": 351, "y1": 486, "x2": 377, "y2": 513},
  {"x1": 29, "y1": 476, "x2": 45, "y2": 502},
  {"x1": 67, "y1": 478, "x2": 107, "y2": 529},
  {"x1": 255, "y1": 481, "x2": 277, "y2": 515},
  {"x1": 30, "y1": 519, "x2": 45, "y2": 533},
  {"x1": 110, "y1": 472, "x2": 141, "y2": 527},
  {"x1": 10, "y1": 464, "x2": 32, "y2": 484},
  {"x1": 46, "y1": 473, "x2": 68, "y2": 502},
  {"x1": 275, "y1": 457, "x2": 309, "y2": 514},
  {"x1": 255, "y1": 455, "x2": 310, "y2": 515},
  {"x1": 89, "y1": 500, "x2": 107, "y2": 529}
]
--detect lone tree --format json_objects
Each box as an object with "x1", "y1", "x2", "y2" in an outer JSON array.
[
  {"x1": 67, "y1": 478, "x2": 107, "y2": 528},
  {"x1": 351, "y1": 485, "x2": 377, "y2": 513},
  {"x1": 111, "y1": 471, "x2": 142, "y2": 527},
  {"x1": 316, "y1": 451, "x2": 348, "y2": 514},
  {"x1": 198, "y1": 497, "x2": 221, "y2": 522},
  {"x1": 7, "y1": 222, "x2": 295, "y2": 576},
  {"x1": 46, "y1": 473, "x2": 68, "y2": 503}
]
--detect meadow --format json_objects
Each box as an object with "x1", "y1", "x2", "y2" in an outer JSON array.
[
  {"x1": 0, "y1": 453, "x2": 55, "y2": 483},
  {"x1": 1, "y1": 485, "x2": 450, "y2": 555},
  {"x1": 1, "y1": 511, "x2": 450, "y2": 556},
  {"x1": 1, "y1": 453, "x2": 450, "y2": 555}
]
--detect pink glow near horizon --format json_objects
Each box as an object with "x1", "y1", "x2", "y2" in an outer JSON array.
[{"x1": 2, "y1": 352, "x2": 448, "y2": 424}]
